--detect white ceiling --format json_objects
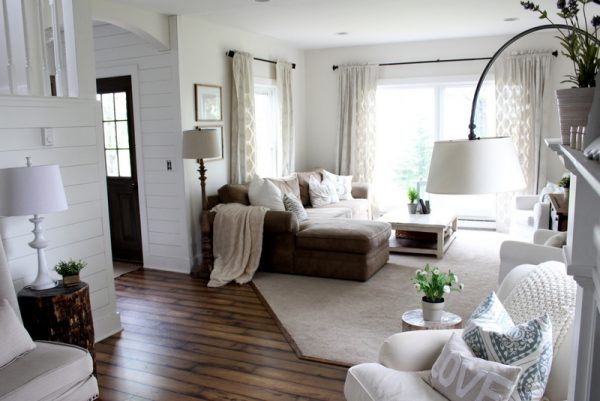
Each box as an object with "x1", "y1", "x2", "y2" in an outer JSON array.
[{"x1": 114, "y1": 0, "x2": 561, "y2": 49}]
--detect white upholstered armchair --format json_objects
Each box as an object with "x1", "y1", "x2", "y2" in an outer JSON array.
[
  {"x1": 344, "y1": 262, "x2": 573, "y2": 401},
  {"x1": 0, "y1": 239, "x2": 99, "y2": 401}
]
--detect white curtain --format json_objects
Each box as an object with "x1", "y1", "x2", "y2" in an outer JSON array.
[
  {"x1": 230, "y1": 52, "x2": 256, "y2": 184},
  {"x1": 337, "y1": 64, "x2": 379, "y2": 183},
  {"x1": 276, "y1": 61, "x2": 294, "y2": 176},
  {"x1": 495, "y1": 50, "x2": 553, "y2": 232}
]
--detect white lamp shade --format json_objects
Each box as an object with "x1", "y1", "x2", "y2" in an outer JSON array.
[
  {"x1": 0, "y1": 164, "x2": 68, "y2": 216},
  {"x1": 426, "y1": 137, "x2": 526, "y2": 194},
  {"x1": 182, "y1": 128, "x2": 222, "y2": 160}
]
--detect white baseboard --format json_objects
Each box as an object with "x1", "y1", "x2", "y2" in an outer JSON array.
[{"x1": 93, "y1": 311, "x2": 122, "y2": 342}]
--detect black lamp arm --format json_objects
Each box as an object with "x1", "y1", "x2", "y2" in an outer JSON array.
[{"x1": 469, "y1": 23, "x2": 600, "y2": 140}]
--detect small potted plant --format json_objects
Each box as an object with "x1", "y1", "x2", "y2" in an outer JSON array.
[
  {"x1": 55, "y1": 259, "x2": 87, "y2": 286},
  {"x1": 559, "y1": 175, "x2": 570, "y2": 201},
  {"x1": 412, "y1": 264, "x2": 463, "y2": 322},
  {"x1": 407, "y1": 187, "x2": 419, "y2": 214}
]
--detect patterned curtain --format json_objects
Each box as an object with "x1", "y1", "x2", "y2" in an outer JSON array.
[
  {"x1": 230, "y1": 52, "x2": 256, "y2": 184},
  {"x1": 495, "y1": 50, "x2": 553, "y2": 232},
  {"x1": 336, "y1": 64, "x2": 379, "y2": 183},
  {"x1": 276, "y1": 61, "x2": 294, "y2": 176}
]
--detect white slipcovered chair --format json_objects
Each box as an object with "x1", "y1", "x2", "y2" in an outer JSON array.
[
  {"x1": 510, "y1": 183, "x2": 561, "y2": 238},
  {"x1": 499, "y1": 228, "x2": 564, "y2": 283},
  {"x1": 0, "y1": 239, "x2": 99, "y2": 401},
  {"x1": 344, "y1": 261, "x2": 573, "y2": 401}
]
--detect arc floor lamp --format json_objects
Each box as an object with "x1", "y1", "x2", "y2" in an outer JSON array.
[{"x1": 426, "y1": 24, "x2": 599, "y2": 195}]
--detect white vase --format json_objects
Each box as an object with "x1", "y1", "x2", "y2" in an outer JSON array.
[
  {"x1": 422, "y1": 297, "x2": 444, "y2": 322},
  {"x1": 556, "y1": 87, "x2": 595, "y2": 145}
]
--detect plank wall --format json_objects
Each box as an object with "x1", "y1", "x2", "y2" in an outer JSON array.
[
  {"x1": 0, "y1": 95, "x2": 121, "y2": 341},
  {"x1": 93, "y1": 23, "x2": 191, "y2": 273}
]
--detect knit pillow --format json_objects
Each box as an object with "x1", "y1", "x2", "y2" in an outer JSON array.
[
  {"x1": 503, "y1": 261, "x2": 576, "y2": 351},
  {"x1": 0, "y1": 299, "x2": 36, "y2": 368},
  {"x1": 283, "y1": 193, "x2": 308, "y2": 222},
  {"x1": 430, "y1": 333, "x2": 522, "y2": 401},
  {"x1": 322, "y1": 170, "x2": 353, "y2": 200},
  {"x1": 463, "y1": 293, "x2": 553, "y2": 401},
  {"x1": 308, "y1": 175, "x2": 339, "y2": 207}
]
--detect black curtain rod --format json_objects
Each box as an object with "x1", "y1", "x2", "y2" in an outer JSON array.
[
  {"x1": 331, "y1": 51, "x2": 558, "y2": 71},
  {"x1": 226, "y1": 50, "x2": 296, "y2": 69}
]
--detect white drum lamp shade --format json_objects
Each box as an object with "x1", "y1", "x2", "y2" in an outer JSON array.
[
  {"x1": 0, "y1": 165, "x2": 68, "y2": 216},
  {"x1": 182, "y1": 128, "x2": 222, "y2": 160},
  {"x1": 0, "y1": 163, "x2": 68, "y2": 290},
  {"x1": 426, "y1": 137, "x2": 526, "y2": 194}
]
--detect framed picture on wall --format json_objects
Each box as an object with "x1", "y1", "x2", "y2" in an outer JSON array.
[
  {"x1": 195, "y1": 84, "x2": 222, "y2": 122},
  {"x1": 198, "y1": 126, "x2": 224, "y2": 161}
]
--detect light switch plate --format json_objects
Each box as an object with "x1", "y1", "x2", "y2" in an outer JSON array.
[{"x1": 42, "y1": 127, "x2": 54, "y2": 146}]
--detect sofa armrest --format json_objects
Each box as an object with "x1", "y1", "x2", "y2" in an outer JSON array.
[
  {"x1": 515, "y1": 195, "x2": 540, "y2": 210},
  {"x1": 498, "y1": 240, "x2": 564, "y2": 283},
  {"x1": 533, "y1": 228, "x2": 558, "y2": 244},
  {"x1": 263, "y1": 211, "x2": 299, "y2": 234},
  {"x1": 351, "y1": 183, "x2": 369, "y2": 199},
  {"x1": 378, "y1": 329, "x2": 460, "y2": 372},
  {"x1": 532, "y1": 202, "x2": 550, "y2": 230}
]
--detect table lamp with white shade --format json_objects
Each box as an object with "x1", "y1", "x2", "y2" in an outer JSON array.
[
  {"x1": 182, "y1": 128, "x2": 222, "y2": 210},
  {"x1": 0, "y1": 157, "x2": 68, "y2": 290}
]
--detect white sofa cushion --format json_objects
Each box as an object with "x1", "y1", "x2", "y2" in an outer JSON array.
[
  {"x1": 308, "y1": 176, "x2": 339, "y2": 207},
  {"x1": 319, "y1": 199, "x2": 371, "y2": 220},
  {"x1": 0, "y1": 299, "x2": 35, "y2": 368},
  {"x1": 430, "y1": 333, "x2": 521, "y2": 401},
  {"x1": 344, "y1": 363, "x2": 447, "y2": 401},
  {"x1": 248, "y1": 177, "x2": 285, "y2": 211},
  {"x1": 0, "y1": 341, "x2": 96, "y2": 401},
  {"x1": 323, "y1": 170, "x2": 353, "y2": 200}
]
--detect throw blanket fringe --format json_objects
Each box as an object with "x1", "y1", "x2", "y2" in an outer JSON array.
[{"x1": 208, "y1": 203, "x2": 267, "y2": 287}]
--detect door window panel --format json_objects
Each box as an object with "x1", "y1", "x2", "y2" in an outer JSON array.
[{"x1": 97, "y1": 91, "x2": 132, "y2": 178}]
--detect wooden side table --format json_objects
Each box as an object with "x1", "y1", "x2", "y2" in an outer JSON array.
[
  {"x1": 548, "y1": 193, "x2": 568, "y2": 231},
  {"x1": 17, "y1": 282, "x2": 95, "y2": 369},
  {"x1": 402, "y1": 309, "x2": 462, "y2": 332}
]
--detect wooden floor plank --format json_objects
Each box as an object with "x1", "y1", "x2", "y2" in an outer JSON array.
[{"x1": 97, "y1": 270, "x2": 347, "y2": 401}]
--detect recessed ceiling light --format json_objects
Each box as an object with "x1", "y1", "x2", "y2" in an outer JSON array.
[
  {"x1": 504, "y1": 17, "x2": 519, "y2": 22},
  {"x1": 255, "y1": 0, "x2": 270, "y2": 2},
  {"x1": 336, "y1": 32, "x2": 349, "y2": 36}
]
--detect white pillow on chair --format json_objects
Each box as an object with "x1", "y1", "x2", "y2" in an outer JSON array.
[{"x1": 0, "y1": 298, "x2": 36, "y2": 368}]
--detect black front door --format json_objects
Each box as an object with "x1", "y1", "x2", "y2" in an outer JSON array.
[{"x1": 96, "y1": 76, "x2": 143, "y2": 263}]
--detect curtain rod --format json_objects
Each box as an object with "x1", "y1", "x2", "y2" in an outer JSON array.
[
  {"x1": 226, "y1": 50, "x2": 296, "y2": 69},
  {"x1": 331, "y1": 51, "x2": 558, "y2": 71}
]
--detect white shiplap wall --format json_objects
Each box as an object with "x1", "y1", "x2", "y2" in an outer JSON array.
[
  {"x1": 93, "y1": 23, "x2": 190, "y2": 272},
  {"x1": 0, "y1": 95, "x2": 121, "y2": 341}
]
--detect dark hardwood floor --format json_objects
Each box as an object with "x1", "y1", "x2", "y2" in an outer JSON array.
[{"x1": 97, "y1": 269, "x2": 347, "y2": 401}]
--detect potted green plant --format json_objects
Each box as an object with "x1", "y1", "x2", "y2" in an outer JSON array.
[
  {"x1": 559, "y1": 174, "x2": 571, "y2": 201},
  {"x1": 412, "y1": 264, "x2": 463, "y2": 322},
  {"x1": 521, "y1": 1, "x2": 600, "y2": 143},
  {"x1": 54, "y1": 259, "x2": 87, "y2": 286},
  {"x1": 407, "y1": 187, "x2": 419, "y2": 214}
]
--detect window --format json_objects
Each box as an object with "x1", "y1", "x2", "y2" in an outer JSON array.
[
  {"x1": 254, "y1": 80, "x2": 279, "y2": 177},
  {"x1": 375, "y1": 77, "x2": 496, "y2": 219},
  {"x1": 97, "y1": 92, "x2": 132, "y2": 178}
]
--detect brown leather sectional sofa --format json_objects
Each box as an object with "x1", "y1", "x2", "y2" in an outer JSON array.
[{"x1": 205, "y1": 170, "x2": 391, "y2": 281}]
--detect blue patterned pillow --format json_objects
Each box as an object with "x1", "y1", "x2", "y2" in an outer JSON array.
[
  {"x1": 283, "y1": 193, "x2": 308, "y2": 222},
  {"x1": 463, "y1": 292, "x2": 553, "y2": 401}
]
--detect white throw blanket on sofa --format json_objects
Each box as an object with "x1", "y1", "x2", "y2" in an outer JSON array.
[{"x1": 208, "y1": 203, "x2": 268, "y2": 288}]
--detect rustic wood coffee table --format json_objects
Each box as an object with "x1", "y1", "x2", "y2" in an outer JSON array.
[{"x1": 378, "y1": 210, "x2": 457, "y2": 258}]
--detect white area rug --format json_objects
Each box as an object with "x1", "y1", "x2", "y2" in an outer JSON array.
[{"x1": 252, "y1": 229, "x2": 510, "y2": 366}]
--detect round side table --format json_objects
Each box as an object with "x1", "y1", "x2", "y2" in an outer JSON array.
[{"x1": 402, "y1": 309, "x2": 462, "y2": 332}]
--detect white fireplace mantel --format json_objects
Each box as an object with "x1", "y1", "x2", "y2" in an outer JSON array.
[{"x1": 546, "y1": 138, "x2": 600, "y2": 401}]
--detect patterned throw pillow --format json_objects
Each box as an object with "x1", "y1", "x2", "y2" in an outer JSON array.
[
  {"x1": 430, "y1": 333, "x2": 522, "y2": 401},
  {"x1": 283, "y1": 193, "x2": 308, "y2": 222},
  {"x1": 308, "y1": 175, "x2": 339, "y2": 207},
  {"x1": 322, "y1": 170, "x2": 354, "y2": 200},
  {"x1": 463, "y1": 292, "x2": 553, "y2": 401}
]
